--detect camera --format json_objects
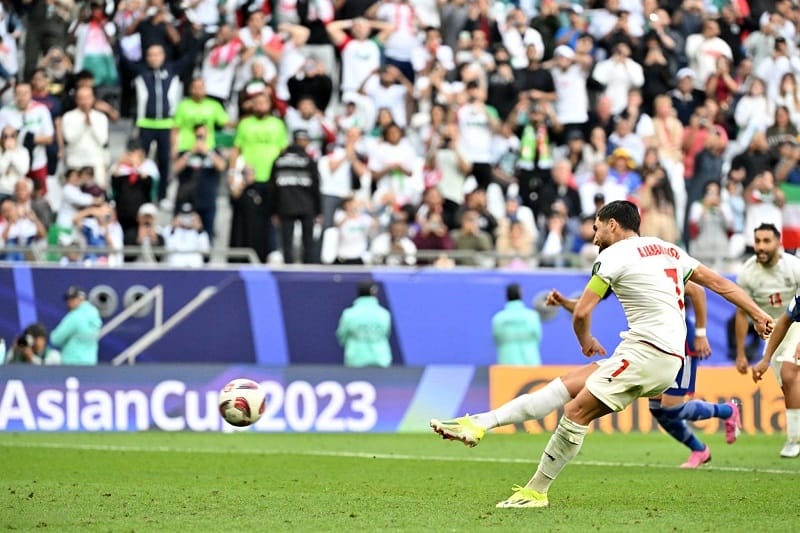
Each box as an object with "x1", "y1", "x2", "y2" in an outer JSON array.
[{"x1": 16, "y1": 334, "x2": 33, "y2": 348}]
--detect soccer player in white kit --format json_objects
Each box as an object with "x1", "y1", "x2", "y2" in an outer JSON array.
[
  {"x1": 739, "y1": 223, "x2": 800, "y2": 458},
  {"x1": 431, "y1": 201, "x2": 773, "y2": 508}
]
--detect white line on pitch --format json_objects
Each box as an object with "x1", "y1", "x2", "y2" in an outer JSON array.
[{"x1": 0, "y1": 440, "x2": 797, "y2": 475}]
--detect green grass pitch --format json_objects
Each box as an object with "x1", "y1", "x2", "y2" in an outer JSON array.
[{"x1": 1, "y1": 431, "x2": 797, "y2": 531}]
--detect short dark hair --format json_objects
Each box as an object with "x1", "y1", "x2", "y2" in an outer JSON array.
[
  {"x1": 358, "y1": 281, "x2": 377, "y2": 297},
  {"x1": 596, "y1": 200, "x2": 640, "y2": 233},
  {"x1": 754, "y1": 222, "x2": 781, "y2": 238},
  {"x1": 506, "y1": 283, "x2": 522, "y2": 301},
  {"x1": 23, "y1": 322, "x2": 48, "y2": 339}
]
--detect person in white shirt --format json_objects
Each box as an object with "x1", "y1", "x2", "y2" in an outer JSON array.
[
  {"x1": 369, "y1": 123, "x2": 424, "y2": 212},
  {"x1": 368, "y1": 0, "x2": 419, "y2": 80},
  {"x1": 0, "y1": 197, "x2": 45, "y2": 260},
  {"x1": 685, "y1": 18, "x2": 733, "y2": 91},
  {"x1": 201, "y1": 24, "x2": 244, "y2": 104},
  {"x1": 359, "y1": 65, "x2": 413, "y2": 128},
  {"x1": 0, "y1": 83, "x2": 54, "y2": 194},
  {"x1": 163, "y1": 202, "x2": 211, "y2": 267},
  {"x1": 411, "y1": 27, "x2": 455, "y2": 76},
  {"x1": 500, "y1": 8, "x2": 544, "y2": 70},
  {"x1": 55, "y1": 168, "x2": 96, "y2": 230},
  {"x1": 326, "y1": 17, "x2": 394, "y2": 97},
  {"x1": 0, "y1": 126, "x2": 30, "y2": 200},
  {"x1": 591, "y1": 42, "x2": 644, "y2": 115},
  {"x1": 333, "y1": 195, "x2": 376, "y2": 264},
  {"x1": 550, "y1": 45, "x2": 589, "y2": 132},
  {"x1": 578, "y1": 162, "x2": 627, "y2": 216},
  {"x1": 318, "y1": 128, "x2": 369, "y2": 229},
  {"x1": 370, "y1": 216, "x2": 417, "y2": 265},
  {"x1": 62, "y1": 86, "x2": 110, "y2": 189}
]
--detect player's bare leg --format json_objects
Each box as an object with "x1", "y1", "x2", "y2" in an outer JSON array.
[{"x1": 780, "y1": 362, "x2": 800, "y2": 458}]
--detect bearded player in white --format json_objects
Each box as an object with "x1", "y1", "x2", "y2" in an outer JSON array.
[
  {"x1": 740, "y1": 223, "x2": 800, "y2": 458},
  {"x1": 431, "y1": 200, "x2": 773, "y2": 508}
]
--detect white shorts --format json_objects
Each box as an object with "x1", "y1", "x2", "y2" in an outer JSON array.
[
  {"x1": 769, "y1": 322, "x2": 800, "y2": 386},
  {"x1": 585, "y1": 339, "x2": 683, "y2": 412}
]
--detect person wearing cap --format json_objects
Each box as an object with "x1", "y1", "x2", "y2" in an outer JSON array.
[
  {"x1": 269, "y1": 129, "x2": 322, "y2": 264},
  {"x1": 491, "y1": 283, "x2": 542, "y2": 366},
  {"x1": 551, "y1": 45, "x2": 589, "y2": 141},
  {"x1": 50, "y1": 286, "x2": 102, "y2": 365},
  {"x1": 163, "y1": 202, "x2": 211, "y2": 267},
  {"x1": 123, "y1": 202, "x2": 165, "y2": 263},
  {"x1": 336, "y1": 281, "x2": 392, "y2": 368},
  {"x1": 669, "y1": 68, "x2": 704, "y2": 126}
]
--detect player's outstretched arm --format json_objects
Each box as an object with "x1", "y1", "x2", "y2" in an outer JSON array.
[
  {"x1": 684, "y1": 281, "x2": 711, "y2": 358},
  {"x1": 753, "y1": 312, "x2": 793, "y2": 382},
  {"x1": 545, "y1": 289, "x2": 578, "y2": 313},
  {"x1": 572, "y1": 283, "x2": 607, "y2": 357},
  {"x1": 688, "y1": 264, "x2": 774, "y2": 339}
]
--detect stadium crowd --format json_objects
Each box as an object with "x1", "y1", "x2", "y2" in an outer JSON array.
[{"x1": 0, "y1": 0, "x2": 796, "y2": 268}]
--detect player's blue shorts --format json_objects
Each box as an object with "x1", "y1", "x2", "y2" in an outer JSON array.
[{"x1": 663, "y1": 354, "x2": 698, "y2": 396}]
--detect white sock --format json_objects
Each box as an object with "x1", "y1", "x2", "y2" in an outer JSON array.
[
  {"x1": 787, "y1": 409, "x2": 800, "y2": 442},
  {"x1": 484, "y1": 378, "x2": 572, "y2": 429},
  {"x1": 528, "y1": 416, "x2": 588, "y2": 494}
]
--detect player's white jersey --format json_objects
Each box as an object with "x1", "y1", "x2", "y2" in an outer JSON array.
[
  {"x1": 736, "y1": 253, "x2": 800, "y2": 320},
  {"x1": 592, "y1": 236, "x2": 700, "y2": 355}
]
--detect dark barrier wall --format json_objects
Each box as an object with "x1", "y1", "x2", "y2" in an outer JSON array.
[{"x1": 0, "y1": 266, "x2": 746, "y2": 366}]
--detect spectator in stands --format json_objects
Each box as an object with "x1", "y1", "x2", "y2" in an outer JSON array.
[
  {"x1": 412, "y1": 209, "x2": 453, "y2": 264},
  {"x1": 774, "y1": 73, "x2": 800, "y2": 126},
  {"x1": 369, "y1": 123, "x2": 424, "y2": 215},
  {"x1": 284, "y1": 95, "x2": 335, "y2": 159},
  {"x1": 537, "y1": 198, "x2": 576, "y2": 268},
  {"x1": 766, "y1": 106, "x2": 798, "y2": 156},
  {"x1": 536, "y1": 159, "x2": 581, "y2": 220},
  {"x1": 62, "y1": 87, "x2": 110, "y2": 189},
  {"x1": 670, "y1": 68, "x2": 704, "y2": 126},
  {"x1": 686, "y1": 17, "x2": 732, "y2": 91},
  {"x1": 640, "y1": 35, "x2": 672, "y2": 117},
  {"x1": 229, "y1": 93, "x2": 289, "y2": 256},
  {"x1": 163, "y1": 202, "x2": 211, "y2": 267},
  {"x1": 50, "y1": 286, "x2": 102, "y2": 366},
  {"x1": 459, "y1": 183, "x2": 498, "y2": 243},
  {"x1": 287, "y1": 56, "x2": 334, "y2": 113},
  {"x1": 705, "y1": 56, "x2": 739, "y2": 113},
  {"x1": 492, "y1": 283, "x2": 542, "y2": 365},
  {"x1": 359, "y1": 64, "x2": 414, "y2": 128},
  {"x1": 495, "y1": 217, "x2": 535, "y2": 270},
  {"x1": 173, "y1": 124, "x2": 227, "y2": 242},
  {"x1": 651, "y1": 95, "x2": 685, "y2": 190},
  {"x1": 30, "y1": 69, "x2": 63, "y2": 179},
  {"x1": 367, "y1": 0, "x2": 419, "y2": 81},
  {"x1": 13, "y1": 178, "x2": 52, "y2": 230},
  {"x1": 73, "y1": 198, "x2": 123, "y2": 265},
  {"x1": 72, "y1": 1, "x2": 119, "y2": 89},
  {"x1": 332, "y1": 195, "x2": 375, "y2": 264},
  {"x1": 551, "y1": 45, "x2": 589, "y2": 141},
  {"x1": 336, "y1": 281, "x2": 392, "y2": 368},
  {"x1": 126, "y1": 0, "x2": 181, "y2": 61},
  {"x1": 23, "y1": 0, "x2": 73, "y2": 80},
  {"x1": 110, "y1": 143, "x2": 158, "y2": 235},
  {"x1": 0, "y1": 83, "x2": 55, "y2": 195},
  {"x1": 269, "y1": 129, "x2": 321, "y2": 264},
  {"x1": 0, "y1": 126, "x2": 29, "y2": 201},
  {"x1": 123, "y1": 202, "x2": 164, "y2": 263},
  {"x1": 687, "y1": 181, "x2": 734, "y2": 269},
  {"x1": 173, "y1": 78, "x2": 230, "y2": 158},
  {"x1": 200, "y1": 24, "x2": 243, "y2": 106},
  {"x1": 729, "y1": 131, "x2": 772, "y2": 187},
  {"x1": 591, "y1": 42, "x2": 644, "y2": 116},
  {"x1": 325, "y1": 17, "x2": 393, "y2": 97},
  {"x1": 451, "y1": 208, "x2": 492, "y2": 266},
  {"x1": 775, "y1": 139, "x2": 800, "y2": 185},
  {"x1": 511, "y1": 100, "x2": 558, "y2": 214},
  {"x1": 61, "y1": 69, "x2": 120, "y2": 122},
  {"x1": 370, "y1": 217, "x2": 417, "y2": 266},
  {"x1": 578, "y1": 162, "x2": 627, "y2": 216},
  {"x1": 0, "y1": 197, "x2": 46, "y2": 261},
  {"x1": 318, "y1": 127, "x2": 368, "y2": 229},
  {"x1": 607, "y1": 147, "x2": 641, "y2": 195},
  {"x1": 638, "y1": 168, "x2": 679, "y2": 244},
  {"x1": 3, "y1": 323, "x2": 56, "y2": 365},
  {"x1": 125, "y1": 39, "x2": 206, "y2": 202},
  {"x1": 734, "y1": 77, "x2": 771, "y2": 133},
  {"x1": 228, "y1": 165, "x2": 270, "y2": 263}
]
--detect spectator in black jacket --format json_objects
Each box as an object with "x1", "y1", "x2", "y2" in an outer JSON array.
[{"x1": 270, "y1": 130, "x2": 322, "y2": 264}]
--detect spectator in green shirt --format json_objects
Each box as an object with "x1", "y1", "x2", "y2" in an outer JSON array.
[
  {"x1": 229, "y1": 94, "x2": 288, "y2": 183},
  {"x1": 172, "y1": 78, "x2": 229, "y2": 154}
]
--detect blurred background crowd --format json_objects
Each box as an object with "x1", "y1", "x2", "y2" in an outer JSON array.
[{"x1": 0, "y1": 0, "x2": 796, "y2": 268}]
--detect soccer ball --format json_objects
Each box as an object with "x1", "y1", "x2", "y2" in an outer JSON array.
[{"x1": 218, "y1": 379, "x2": 266, "y2": 427}]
